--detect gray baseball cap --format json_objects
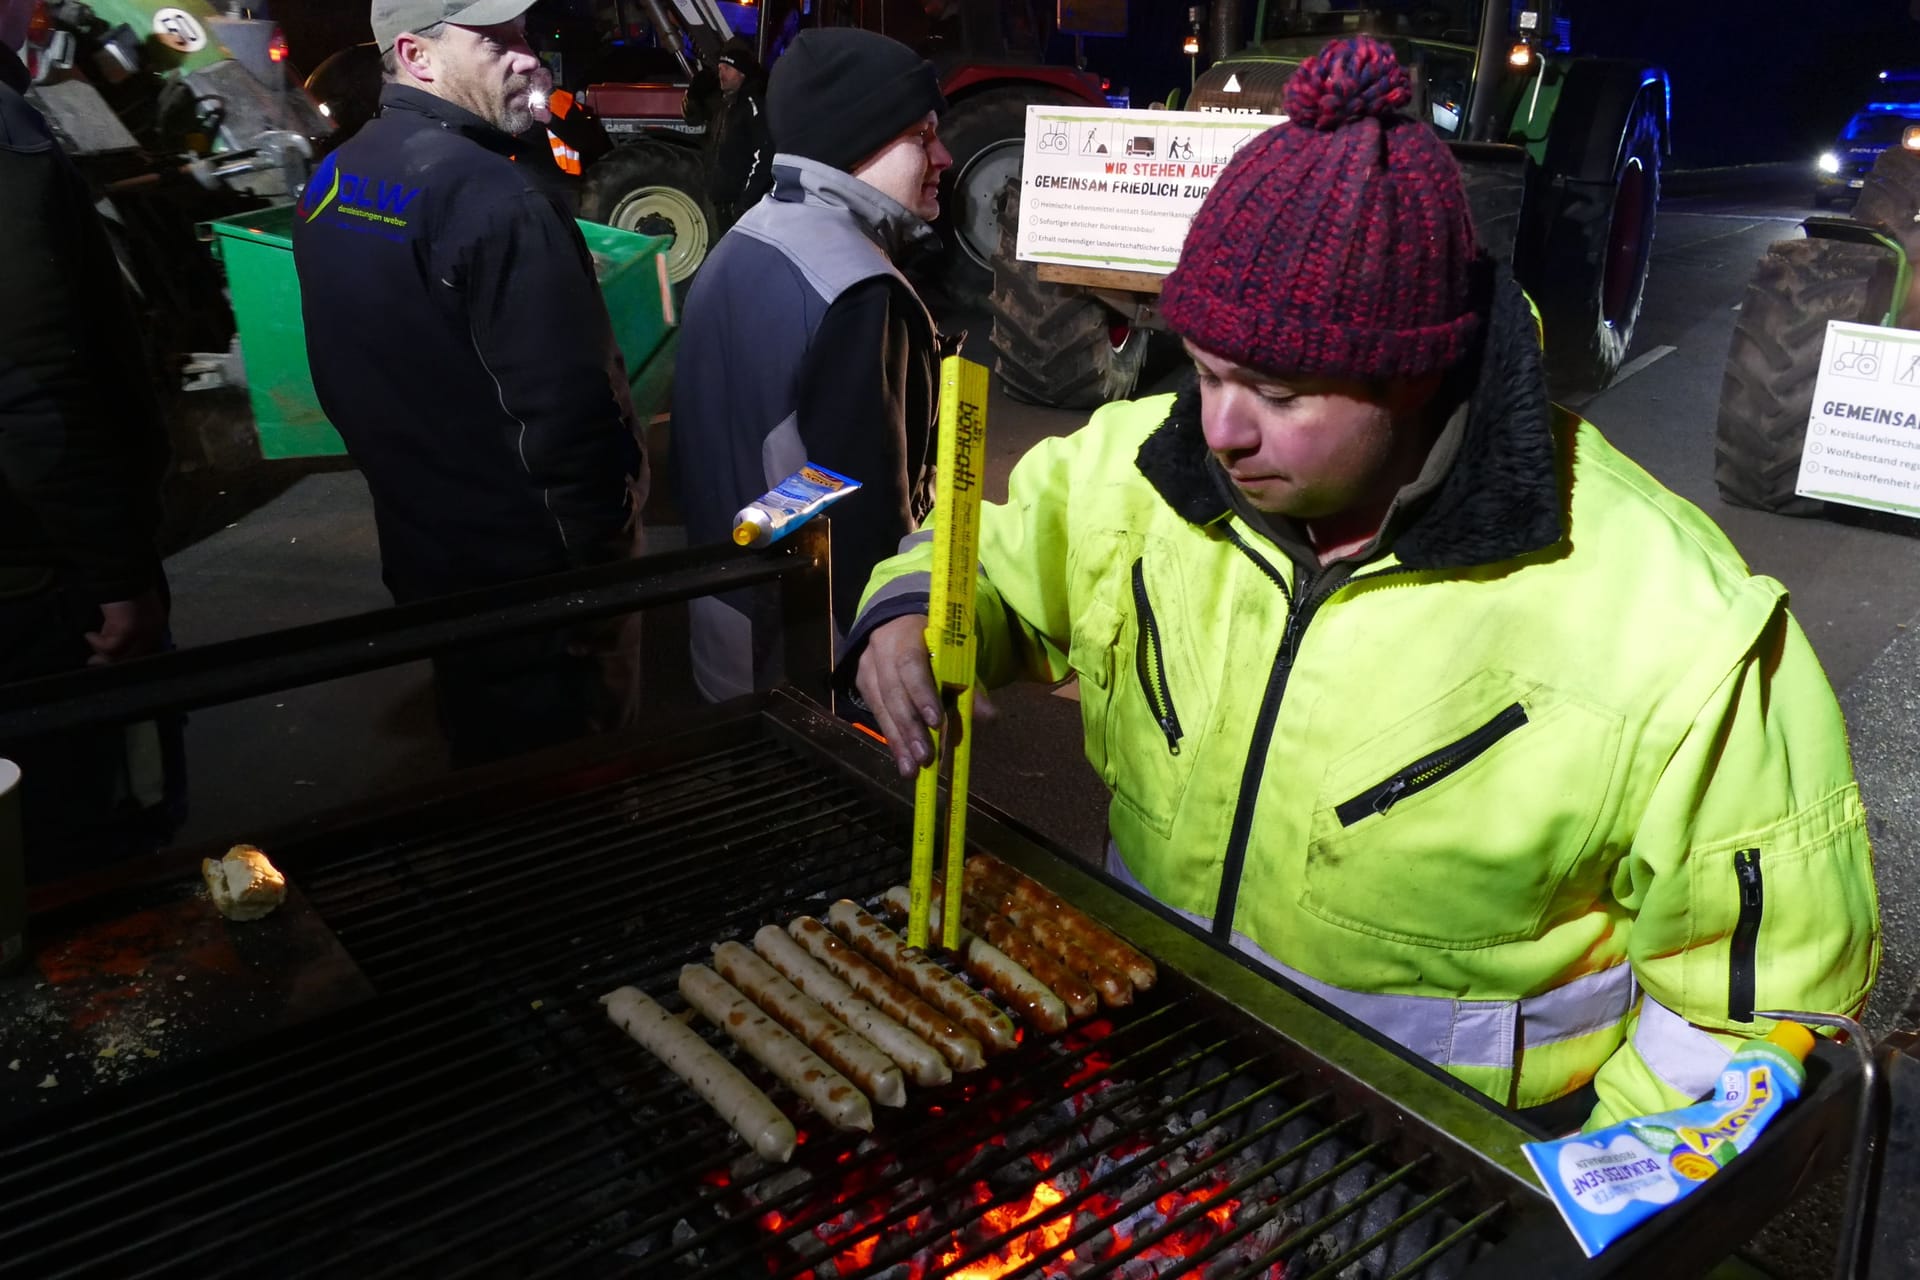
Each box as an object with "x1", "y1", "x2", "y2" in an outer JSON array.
[{"x1": 370, "y1": 0, "x2": 539, "y2": 52}]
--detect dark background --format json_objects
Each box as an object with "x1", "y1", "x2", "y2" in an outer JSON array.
[{"x1": 272, "y1": 0, "x2": 1920, "y2": 170}]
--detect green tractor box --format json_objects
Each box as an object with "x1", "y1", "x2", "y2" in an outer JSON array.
[{"x1": 989, "y1": 0, "x2": 1668, "y2": 407}]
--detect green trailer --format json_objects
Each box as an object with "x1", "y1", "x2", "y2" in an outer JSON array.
[{"x1": 205, "y1": 207, "x2": 680, "y2": 460}]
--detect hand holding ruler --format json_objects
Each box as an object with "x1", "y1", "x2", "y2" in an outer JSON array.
[{"x1": 907, "y1": 355, "x2": 990, "y2": 951}]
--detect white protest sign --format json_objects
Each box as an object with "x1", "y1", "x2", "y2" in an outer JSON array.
[
  {"x1": 1015, "y1": 105, "x2": 1285, "y2": 275},
  {"x1": 1796, "y1": 320, "x2": 1920, "y2": 518}
]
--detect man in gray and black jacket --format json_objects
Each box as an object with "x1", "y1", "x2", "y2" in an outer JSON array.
[{"x1": 670, "y1": 27, "x2": 953, "y2": 704}]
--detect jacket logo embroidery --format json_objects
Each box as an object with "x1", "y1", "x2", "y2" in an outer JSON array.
[{"x1": 299, "y1": 153, "x2": 423, "y2": 227}]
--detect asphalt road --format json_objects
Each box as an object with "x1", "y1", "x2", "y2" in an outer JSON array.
[{"x1": 159, "y1": 172, "x2": 1920, "y2": 881}]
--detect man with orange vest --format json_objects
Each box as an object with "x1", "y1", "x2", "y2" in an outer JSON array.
[{"x1": 539, "y1": 84, "x2": 610, "y2": 178}]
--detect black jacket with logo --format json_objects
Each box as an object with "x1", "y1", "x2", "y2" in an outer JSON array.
[
  {"x1": 294, "y1": 85, "x2": 642, "y2": 603},
  {"x1": 0, "y1": 47, "x2": 167, "y2": 604}
]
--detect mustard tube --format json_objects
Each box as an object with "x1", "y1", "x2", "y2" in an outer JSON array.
[
  {"x1": 732, "y1": 464, "x2": 862, "y2": 549},
  {"x1": 1522, "y1": 1021, "x2": 1816, "y2": 1257}
]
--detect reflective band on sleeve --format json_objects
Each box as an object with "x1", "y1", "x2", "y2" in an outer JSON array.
[
  {"x1": 899, "y1": 528, "x2": 935, "y2": 554},
  {"x1": 1632, "y1": 996, "x2": 1734, "y2": 1101},
  {"x1": 861, "y1": 571, "x2": 933, "y2": 617},
  {"x1": 1104, "y1": 840, "x2": 1638, "y2": 1074}
]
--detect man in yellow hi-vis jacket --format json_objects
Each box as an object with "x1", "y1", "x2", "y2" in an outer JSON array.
[{"x1": 843, "y1": 37, "x2": 1879, "y2": 1132}]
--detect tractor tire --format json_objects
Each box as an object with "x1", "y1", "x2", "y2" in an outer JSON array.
[
  {"x1": 987, "y1": 182, "x2": 1147, "y2": 409},
  {"x1": 1714, "y1": 237, "x2": 1897, "y2": 516},
  {"x1": 933, "y1": 86, "x2": 1082, "y2": 313},
  {"x1": 580, "y1": 141, "x2": 716, "y2": 285},
  {"x1": 1457, "y1": 158, "x2": 1525, "y2": 271},
  {"x1": 1854, "y1": 143, "x2": 1920, "y2": 324},
  {"x1": 1535, "y1": 99, "x2": 1662, "y2": 396}
]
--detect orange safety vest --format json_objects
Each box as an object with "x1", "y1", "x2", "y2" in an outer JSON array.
[{"x1": 546, "y1": 89, "x2": 583, "y2": 177}]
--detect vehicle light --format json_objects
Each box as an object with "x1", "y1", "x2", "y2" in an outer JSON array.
[
  {"x1": 317, "y1": 102, "x2": 332, "y2": 118},
  {"x1": 1507, "y1": 42, "x2": 1531, "y2": 68},
  {"x1": 1182, "y1": 32, "x2": 1200, "y2": 55},
  {"x1": 1819, "y1": 151, "x2": 1842, "y2": 174},
  {"x1": 1906, "y1": 126, "x2": 1920, "y2": 152},
  {"x1": 268, "y1": 27, "x2": 288, "y2": 63},
  {"x1": 528, "y1": 89, "x2": 548, "y2": 114},
  {"x1": 27, "y1": 0, "x2": 51, "y2": 44}
]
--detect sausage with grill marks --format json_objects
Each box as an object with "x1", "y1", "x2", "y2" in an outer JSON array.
[
  {"x1": 956, "y1": 893, "x2": 1100, "y2": 1022},
  {"x1": 711, "y1": 941, "x2": 907, "y2": 1107},
  {"x1": 678, "y1": 964, "x2": 873, "y2": 1132},
  {"x1": 966, "y1": 881, "x2": 1133, "y2": 1009},
  {"x1": 967, "y1": 854, "x2": 1157, "y2": 992},
  {"x1": 600, "y1": 985, "x2": 797, "y2": 1163},
  {"x1": 879, "y1": 887, "x2": 1072, "y2": 1034},
  {"x1": 827, "y1": 900, "x2": 1021, "y2": 1053},
  {"x1": 788, "y1": 915, "x2": 986, "y2": 1072},
  {"x1": 751, "y1": 926, "x2": 950, "y2": 1088}
]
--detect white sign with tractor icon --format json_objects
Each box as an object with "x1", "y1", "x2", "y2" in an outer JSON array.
[
  {"x1": 151, "y1": 7, "x2": 209, "y2": 53},
  {"x1": 1797, "y1": 320, "x2": 1920, "y2": 518}
]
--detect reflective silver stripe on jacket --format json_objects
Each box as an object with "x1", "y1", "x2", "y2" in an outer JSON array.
[
  {"x1": 1632, "y1": 994, "x2": 1734, "y2": 1099},
  {"x1": 1105, "y1": 842, "x2": 1638, "y2": 1072}
]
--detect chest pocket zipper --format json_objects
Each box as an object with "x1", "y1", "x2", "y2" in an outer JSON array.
[
  {"x1": 1334, "y1": 702, "x2": 1530, "y2": 826},
  {"x1": 1130, "y1": 558, "x2": 1183, "y2": 754},
  {"x1": 1729, "y1": 848, "x2": 1763, "y2": 1023}
]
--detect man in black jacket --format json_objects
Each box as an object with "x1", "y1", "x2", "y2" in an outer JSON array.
[
  {"x1": 0, "y1": 0, "x2": 176, "y2": 879},
  {"x1": 295, "y1": 0, "x2": 646, "y2": 766},
  {"x1": 671, "y1": 28, "x2": 951, "y2": 704},
  {"x1": 682, "y1": 36, "x2": 773, "y2": 227}
]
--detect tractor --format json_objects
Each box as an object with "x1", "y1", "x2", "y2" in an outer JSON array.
[
  {"x1": 573, "y1": 0, "x2": 1114, "y2": 300},
  {"x1": 19, "y1": 0, "x2": 333, "y2": 470},
  {"x1": 987, "y1": 0, "x2": 1671, "y2": 407}
]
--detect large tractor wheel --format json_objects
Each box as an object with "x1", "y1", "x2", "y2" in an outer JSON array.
[
  {"x1": 580, "y1": 141, "x2": 716, "y2": 284},
  {"x1": 933, "y1": 86, "x2": 1082, "y2": 313},
  {"x1": 1853, "y1": 144, "x2": 1920, "y2": 325},
  {"x1": 987, "y1": 183, "x2": 1148, "y2": 409},
  {"x1": 1536, "y1": 100, "x2": 1662, "y2": 395},
  {"x1": 1714, "y1": 237, "x2": 1897, "y2": 516}
]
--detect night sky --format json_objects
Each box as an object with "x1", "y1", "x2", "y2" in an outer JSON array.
[{"x1": 273, "y1": 0, "x2": 1920, "y2": 169}]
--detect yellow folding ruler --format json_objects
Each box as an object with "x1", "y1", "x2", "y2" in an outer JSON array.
[{"x1": 907, "y1": 355, "x2": 990, "y2": 951}]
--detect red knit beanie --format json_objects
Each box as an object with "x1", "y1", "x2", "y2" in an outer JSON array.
[{"x1": 1160, "y1": 36, "x2": 1482, "y2": 380}]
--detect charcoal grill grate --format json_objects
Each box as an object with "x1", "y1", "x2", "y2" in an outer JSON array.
[{"x1": 0, "y1": 713, "x2": 1516, "y2": 1279}]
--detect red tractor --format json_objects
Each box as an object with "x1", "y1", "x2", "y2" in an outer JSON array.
[{"x1": 576, "y1": 0, "x2": 1112, "y2": 302}]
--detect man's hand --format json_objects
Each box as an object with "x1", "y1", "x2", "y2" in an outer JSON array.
[
  {"x1": 855, "y1": 614, "x2": 999, "y2": 777},
  {"x1": 85, "y1": 590, "x2": 167, "y2": 665}
]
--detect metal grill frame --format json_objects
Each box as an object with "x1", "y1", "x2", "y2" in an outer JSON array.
[{"x1": 0, "y1": 513, "x2": 1869, "y2": 1279}]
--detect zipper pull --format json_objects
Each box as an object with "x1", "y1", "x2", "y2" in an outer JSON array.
[
  {"x1": 1371, "y1": 777, "x2": 1408, "y2": 815},
  {"x1": 1735, "y1": 848, "x2": 1762, "y2": 907}
]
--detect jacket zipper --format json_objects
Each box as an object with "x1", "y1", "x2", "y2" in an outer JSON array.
[
  {"x1": 1211, "y1": 528, "x2": 1317, "y2": 938},
  {"x1": 1130, "y1": 558, "x2": 1183, "y2": 754},
  {"x1": 1729, "y1": 847, "x2": 1763, "y2": 1023},
  {"x1": 1334, "y1": 703, "x2": 1531, "y2": 827}
]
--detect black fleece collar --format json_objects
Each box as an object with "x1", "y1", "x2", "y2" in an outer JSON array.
[
  {"x1": 1135, "y1": 271, "x2": 1564, "y2": 572},
  {"x1": 377, "y1": 84, "x2": 519, "y2": 157},
  {"x1": 1, "y1": 46, "x2": 27, "y2": 96}
]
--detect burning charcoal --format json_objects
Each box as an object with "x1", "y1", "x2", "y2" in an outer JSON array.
[
  {"x1": 670, "y1": 1219, "x2": 700, "y2": 1248},
  {"x1": 750, "y1": 1166, "x2": 812, "y2": 1201},
  {"x1": 1084, "y1": 1114, "x2": 1119, "y2": 1147},
  {"x1": 987, "y1": 1156, "x2": 1042, "y2": 1194}
]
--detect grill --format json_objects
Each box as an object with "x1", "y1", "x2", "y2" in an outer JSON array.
[
  {"x1": 0, "y1": 692, "x2": 1863, "y2": 1280},
  {"x1": 0, "y1": 512, "x2": 1867, "y2": 1280}
]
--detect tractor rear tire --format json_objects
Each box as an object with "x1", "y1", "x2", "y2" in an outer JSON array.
[
  {"x1": 1853, "y1": 144, "x2": 1920, "y2": 324},
  {"x1": 933, "y1": 87, "x2": 1082, "y2": 314},
  {"x1": 1537, "y1": 100, "x2": 1662, "y2": 395},
  {"x1": 580, "y1": 141, "x2": 716, "y2": 285},
  {"x1": 1714, "y1": 237, "x2": 1897, "y2": 516},
  {"x1": 987, "y1": 182, "x2": 1147, "y2": 409}
]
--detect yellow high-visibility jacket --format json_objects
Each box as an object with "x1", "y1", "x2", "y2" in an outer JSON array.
[{"x1": 850, "y1": 283, "x2": 1878, "y2": 1128}]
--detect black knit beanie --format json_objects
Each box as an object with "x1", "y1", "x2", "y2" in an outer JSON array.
[{"x1": 767, "y1": 28, "x2": 946, "y2": 173}]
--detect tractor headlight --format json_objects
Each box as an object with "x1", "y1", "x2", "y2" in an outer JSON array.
[
  {"x1": 1818, "y1": 152, "x2": 1842, "y2": 174},
  {"x1": 1904, "y1": 126, "x2": 1920, "y2": 152}
]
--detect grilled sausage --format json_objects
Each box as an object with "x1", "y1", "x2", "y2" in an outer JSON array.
[
  {"x1": 679, "y1": 964, "x2": 873, "y2": 1132},
  {"x1": 967, "y1": 881, "x2": 1133, "y2": 1008},
  {"x1": 752, "y1": 926, "x2": 951, "y2": 1088},
  {"x1": 967, "y1": 854, "x2": 1157, "y2": 992},
  {"x1": 788, "y1": 916, "x2": 986, "y2": 1072},
  {"x1": 712, "y1": 940, "x2": 907, "y2": 1107},
  {"x1": 600, "y1": 985, "x2": 796, "y2": 1164},
  {"x1": 827, "y1": 900, "x2": 1021, "y2": 1054},
  {"x1": 958, "y1": 894, "x2": 1101, "y2": 1022},
  {"x1": 880, "y1": 887, "x2": 1073, "y2": 1033}
]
